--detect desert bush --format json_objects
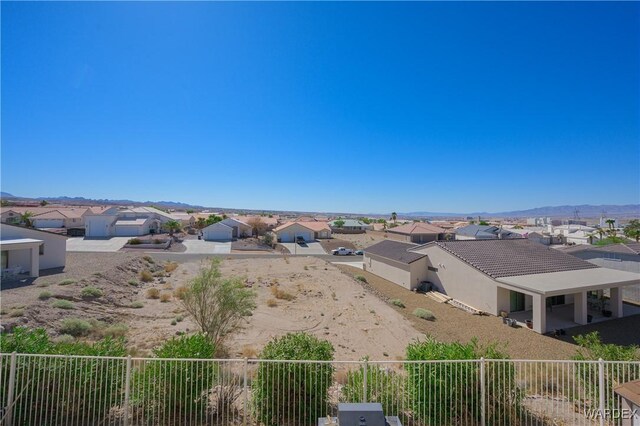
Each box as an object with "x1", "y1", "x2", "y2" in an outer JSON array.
[
  {"x1": 176, "y1": 315, "x2": 183, "y2": 322},
  {"x1": 9, "y1": 308, "x2": 24, "y2": 318},
  {"x1": 53, "y1": 300, "x2": 74, "y2": 310},
  {"x1": 405, "y1": 337, "x2": 518, "y2": 425},
  {"x1": 412, "y1": 308, "x2": 435, "y2": 320},
  {"x1": 128, "y1": 238, "x2": 142, "y2": 245},
  {"x1": 171, "y1": 319, "x2": 177, "y2": 326},
  {"x1": 146, "y1": 288, "x2": 160, "y2": 299},
  {"x1": 266, "y1": 298, "x2": 278, "y2": 307},
  {"x1": 173, "y1": 285, "x2": 188, "y2": 300},
  {"x1": 159, "y1": 292, "x2": 171, "y2": 303},
  {"x1": 128, "y1": 279, "x2": 139, "y2": 286},
  {"x1": 140, "y1": 270, "x2": 154, "y2": 282},
  {"x1": 270, "y1": 285, "x2": 295, "y2": 301},
  {"x1": 164, "y1": 262, "x2": 178, "y2": 273},
  {"x1": 59, "y1": 318, "x2": 92, "y2": 336},
  {"x1": 81, "y1": 286, "x2": 103, "y2": 298},
  {"x1": 102, "y1": 323, "x2": 128, "y2": 338},
  {"x1": 0, "y1": 327, "x2": 126, "y2": 424},
  {"x1": 341, "y1": 361, "x2": 405, "y2": 415},
  {"x1": 390, "y1": 299, "x2": 405, "y2": 308},
  {"x1": 143, "y1": 255, "x2": 154, "y2": 264},
  {"x1": 132, "y1": 334, "x2": 216, "y2": 420},
  {"x1": 252, "y1": 332, "x2": 334, "y2": 426},
  {"x1": 130, "y1": 301, "x2": 144, "y2": 308},
  {"x1": 58, "y1": 279, "x2": 76, "y2": 286},
  {"x1": 38, "y1": 291, "x2": 53, "y2": 300},
  {"x1": 182, "y1": 259, "x2": 256, "y2": 347},
  {"x1": 153, "y1": 238, "x2": 163, "y2": 244},
  {"x1": 355, "y1": 275, "x2": 367, "y2": 283},
  {"x1": 262, "y1": 233, "x2": 274, "y2": 247}
]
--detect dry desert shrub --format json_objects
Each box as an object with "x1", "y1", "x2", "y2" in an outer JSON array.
[
  {"x1": 160, "y1": 292, "x2": 172, "y2": 303},
  {"x1": 140, "y1": 270, "x2": 154, "y2": 282},
  {"x1": 241, "y1": 345, "x2": 258, "y2": 358},
  {"x1": 173, "y1": 285, "x2": 188, "y2": 300},
  {"x1": 146, "y1": 288, "x2": 160, "y2": 299},
  {"x1": 270, "y1": 285, "x2": 295, "y2": 301},
  {"x1": 164, "y1": 262, "x2": 178, "y2": 273},
  {"x1": 266, "y1": 298, "x2": 278, "y2": 307}
]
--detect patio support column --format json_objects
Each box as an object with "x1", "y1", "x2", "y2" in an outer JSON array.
[
  {"x1": 532, "y1": 294, "x2": 546, "y2": 334},
  {"x1": 610, "y1": 287, "x2": 624, "y2": 318},
  {"x1": 573, "y1": 291, "x2": 588, "y2": 325},
  {"x1": 30, "y1": 246, "x2": 40, "y2": 278}
]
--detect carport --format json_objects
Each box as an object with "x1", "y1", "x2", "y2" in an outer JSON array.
[{"x1": 497, "y1": 268, "x2": 640, "y2": 333}]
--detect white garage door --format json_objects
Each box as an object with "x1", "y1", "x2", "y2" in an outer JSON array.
[
  {"x1": 115, "y1": 226, "x2": 142, "y2": 237},
  {"x1": 86, "y1": 224, "x2": 109, "y2": 237},
  {"x1": 279, "y1": 231, "x2": 314, "y2": 243},
  {"x1": 204, "y1": 227, "x2": 232, "y2": 241}
]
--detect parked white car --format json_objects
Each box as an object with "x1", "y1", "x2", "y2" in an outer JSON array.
[{"x1": 331, "y1": 247, "x2": 354, "y2": 256}]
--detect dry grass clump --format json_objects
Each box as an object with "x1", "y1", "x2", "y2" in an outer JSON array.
[
  {"x1": 164, "y1": 262, "x2": 178, "y2": 273},
  {"x1": 53, "y1": 300, "x2": 74, "y2": 310},
  {"x1": 146, "y1": 288, "x2": 160, "y2": 299},
  {"x1": 38, "y1": 291, "x2": 53, "y2": 301},
  {"x1": 130, "y1": 301, "x2": 144, "y2": 308},
  {"x1": 81, "y1": 286, "x2": 103, "y2": 298},
  {"x1": 390, "y1": 299, "x2": 406, "y2": 308},
  {"x1": 412, "y1": 308, "x2": 435, "y2": 321},
  {"x1": 58, "y1": 279, "x2": 76, "y2": 286},
  {"x1": 173, "y1": 285, "x2": 188, "y2": 300},
  {"x1": 159, "y1": 292, "x2": 172, "y2": 303},
  {"x1": 270, "y1": 285, "x2": 295, "y2": 301},
  {"x1": 8, "y1": 309, "x2": 24, "y2": 318},
  {"x1": 101, "y1": 323, "x2": 128, "y2": 338},
  {"x1": 355, "y1": 275, "x2": 367, "y2": 283},
  {"x1": 143, "y1": 255, "x2": 154, "y2": 264},
  {"x1": 266, "y1": 298, "x2": 278, "y2": 307},
  {"x1": 140, "y1": 270, "x2": 154, "y2": 282},
  {"x1": 241, "y1": 346, "x2": 258, "y2": 358}
]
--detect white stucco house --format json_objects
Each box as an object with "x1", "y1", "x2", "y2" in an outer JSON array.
[
  {"x1": 202, "y1": 222, "x2": 234, "y2": 241},
  {"x1": 1, "y1": 223, "x2": 67, "y2": 277},
  {"x1": 274, "y1": 222, "x2": 332, "y2": 242},
  {"x1": 84, "y1": 206, "x2": 173, "y2": 237},
  {"x1": 364, "y1": 239, "x2": 640, "y2": 334}
]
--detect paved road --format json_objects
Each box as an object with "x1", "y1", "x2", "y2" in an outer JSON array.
[
  {"x1": 67, "y1": 237, "x2": 130, "y2": 252},
  {"x1": 148, "y1": 252, "x2": 363, "y2": 263}
]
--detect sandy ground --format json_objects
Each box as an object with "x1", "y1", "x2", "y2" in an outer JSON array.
[{"x1": 330, "y1": 230, "x2": 404, "y2": 249}]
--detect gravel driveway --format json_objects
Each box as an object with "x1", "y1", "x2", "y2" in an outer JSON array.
[{"x1": 66, "y1": 237, "x2": 130, "y2": 252}]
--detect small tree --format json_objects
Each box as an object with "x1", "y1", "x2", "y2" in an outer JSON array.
[
  {"x1": 206, "y1": 214, "x2": 223, "y2": 226},
  {"x1": 623, "y1": 219, "x2": 640, "y2": 242},
  {"x1": 391, "y1": 212, "x2": 397, "y2": 224},
  {"x1": 479, "y1": 220, "x2": 490, "y2": 226},
  {"x1": 20, "y1": 211, "x2": 34, "y2": 227},
  {"x1": 262, "y1": 233, "x2": 274, "y2": 247},
  {"x1": 163, "y1": 219, "x2": 182, "y2": 236},
  {"x1": 333, "y1": 219, "x2": 345, "y2": 228},
  {"x1": 247, "y1": 216, "x2": 268, "y2": 236},
  {"x1": 182, "y1": 259, "x2": 256, "y2": 348},
  {"x1": 196, "y1": 217, "x2": 207, "y2": 230},
  {"x1": 605, "y1": 219, "x2": 616, "y2": 229},
  {"x1": 40, "y1": 200, "x2": 49, "y2": 206},
  {"x1": 252, "y1": 333, "x2": 334, "y2": 426}
]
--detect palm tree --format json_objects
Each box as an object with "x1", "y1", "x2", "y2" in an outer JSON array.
[
  {"x1": 605, "y1": 219, "x2": 616, "y2": 230},
  {"x1": 596, "y1": 228, "x2": 606, "y2": 241},
  {"x1": 391, "y1": 212, "x2": 397, "y2": 224},
  {"x1": 163, "y1": 220, "x2": 182, "y2": 237},
  {"x1": 20, "y1": 211, "x2": 34, "y2": 227},
  {"x1": 586, "y1": 232, "x2": 595, "y2": 244},
  {"x1": 607, "y1": 228, "x2": 617, "y2": 238}
]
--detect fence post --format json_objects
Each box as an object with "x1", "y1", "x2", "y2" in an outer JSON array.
[
  {"x1": 243, "y1": 358, "x2": 248, "y2": 426},
  {"x1": 362, "y1": 359, "x2": 368, "y2": 403},
  {"x1": 480, "y1": 357, "x2": 486, "y2": 426},
  {"x1": 598, "y1": 358, "x2": 605, "y2": 426},
  {"x1": 123, "y1": 355, "x2": 131, "y2": 426},
  {"x1": 5, "y1": 352, "x2": 17, "y2": 426}
]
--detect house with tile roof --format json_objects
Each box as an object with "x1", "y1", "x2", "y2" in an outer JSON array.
[
  {"x1": 558, "y1": 243, "x2": 640, "y2": 274},
  {"x1": 273, "y1": 221, "x2": 331, "y2": 242},
  {"x1": 454, "y1": 224, "x2": 519, "y2": 240},
  {"x1": 328, "y1": 219, "x2": 372, "y2": 234},
  {"x1": 363, "y1": 238, "x2": 640, "y2": 333},
  {"x1": 386, "y1": 222, "x2": 446, "y2": 244}
]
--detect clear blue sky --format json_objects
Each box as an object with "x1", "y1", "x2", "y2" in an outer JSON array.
[{"x1": 2, "y1": 2, "x2": 639, "y2": 213}]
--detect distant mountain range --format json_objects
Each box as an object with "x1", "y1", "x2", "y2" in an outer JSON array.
[{"x1": 1, "y1": 192, "x2": 638, "y2": 218}]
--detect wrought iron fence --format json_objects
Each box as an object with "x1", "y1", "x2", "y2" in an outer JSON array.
[{"x1": 0, "y1": 353, "x2": 638, "y2": 425}]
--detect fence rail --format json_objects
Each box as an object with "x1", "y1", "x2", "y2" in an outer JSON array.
[{"x1": 0, "y1": 353, "x2": 638, "y2": 425}]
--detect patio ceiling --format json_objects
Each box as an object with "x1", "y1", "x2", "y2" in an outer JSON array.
[{"x1": 496, "y1": 268, "x2": 640, "y2": 297}]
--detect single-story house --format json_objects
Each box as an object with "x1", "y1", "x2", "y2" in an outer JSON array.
[
  {"x1": 329, "y1": 219, "x2": 372, "y2": 234},
  {"x1": 218, "y1": 217, "x2": 252, "y2": 238},
  {"x1": 274, "y1": 222, "x2": 332, "y2": 242},
  {"x1": 558, "y1": 243, "x2": 640, "y2": 274},
  {"x1": 0, "y1": 223, "x2": 67, "y2": 277},
  {"x1": 84, "y1": 206, "x2": 175, "y2": 237},
  {"x1": 387, "y1": 222, "x2": 446, "y2": 244},
  {"x1": 30, "y1": 209, "x2": 87, "y2": 230},
  {"x1": 454, "y1": 225, "x2": 519, "y2": 240},
  {"x1": 363, "y1": 240, "x2": 431, "y2": 290},
  {"x1": 363, "y1": 238, "x2": 640, "y2": 334},
  {"x1": 202, "y1": 222, "x2": 233, "y2": 241},
  {"x1": 113, "y1": 217, "x2": 161, "y2": 236}
]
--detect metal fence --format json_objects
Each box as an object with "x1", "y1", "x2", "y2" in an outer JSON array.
[{"x1": 0, "y1": 353, "x2": 638, "y2": 425}]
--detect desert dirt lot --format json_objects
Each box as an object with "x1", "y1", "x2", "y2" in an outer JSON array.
[{"x1": 329, "y1": 230, "x2": 406, "y2": 249}]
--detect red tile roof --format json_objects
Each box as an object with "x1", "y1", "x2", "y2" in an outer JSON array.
[{"x1": 387, "y1": 222, "x2": 445, "y2": 235}]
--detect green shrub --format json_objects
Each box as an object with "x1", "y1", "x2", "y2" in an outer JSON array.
[
  {"x1": 102, "y1": 323, "x2": 128, "y2": 338},
  {"x1": 252, "y1": 332, "x2": 334, "y2": 426},
  {"x1": 128, "y1": 279, "x2": 139, "y2": 286},
  {"x1": 132, "y1": 334, "x2": 216, "y2": 419},
  {"x1": 355, "y1": 275, "x2": 367, "y2": 283},
  {"x1": 390, "y1": 299, "x2": 405, "y2": 308},
  {"x1": 81, "y1": 286, "x2": 103, "y2": 298},
  {"x1": 38, "y1": 291, "x2": 53, "y2": 300},
  {"x1": 130, "y1": 301, "x2": 144, "y2": 308},
  {"x1": 58, "y1": 279, "x2": 76, "y2": 286},
  {"x1": 128, "y1": 238, "x2": 142, "y2": 245},
  {"x1": 412, "y1": 308, "x2": 435, "y2": 320},
  {"x1": 405, "y1": 337, "x2": 518, "y2": 425},
  {"x1": 341, "y1": 361, "x2": 405, "y2": 415},
  {"x1": 143, "y1": 255, "x2": 154, "y2": 264},
  {"x1": 59, "y1": 318, "x2": 92, "y2": 336},
  {"x1": 0, "y1": 327, "x2": 126, "y2": 424},
  {"x1": 171, "y1": 319, "x2": 177, "y2": 326},
  {"x1": 52, "y1": 300, "x2": 74, "y2": 310}
]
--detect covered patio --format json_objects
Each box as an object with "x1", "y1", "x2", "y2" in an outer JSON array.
[
  {"x1": 0, "y1": 238, "x2": 43, "y2": 278},
  {"x1": 497, "y1": 268, "x2": 640, "y2": 334}
]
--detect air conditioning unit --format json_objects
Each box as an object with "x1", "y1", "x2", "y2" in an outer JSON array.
[{"x1": 318, "y1": 403, "x2": 403, "y2": 426}]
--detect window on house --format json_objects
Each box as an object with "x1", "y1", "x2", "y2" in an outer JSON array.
[
  {"x1": 428, "y1": 266, "x2": 438, "y2": 272},
  {"x1": 39, "y1": 245, "x2": 44, "y2": 255}
]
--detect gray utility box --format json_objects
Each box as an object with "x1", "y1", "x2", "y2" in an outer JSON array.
[{"x1": 317, "y1": 403, "x2": 403, "y2": 426}]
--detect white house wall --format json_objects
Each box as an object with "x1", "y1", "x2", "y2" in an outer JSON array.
[
  {"x1": 364, "y1": 254, "x2": 412, "y2": 290},
  {"x1": 1, "y1": 224, "x2": 66, "y2": 270},
  {"x1": 85, "y1": 215, "x2": 116, "y2": 237}
]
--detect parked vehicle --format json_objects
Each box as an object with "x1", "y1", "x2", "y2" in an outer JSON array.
[
  {"x1": 332, "y1": 247, "x2": 354, "y2": 256},
  {"x1": 354, "y1": 249, "x2": 363, "y2": 255},
  {"x1": 296, "y1": 236, "x2": 305, "y2": 244}
]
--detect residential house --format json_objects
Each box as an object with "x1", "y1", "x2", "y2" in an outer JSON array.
[
  {"x1": 454, "y1": 224, "x2": 518, "y2": 240},
  {"x1": 274, "y1": 222, "x2": 332, "y2": 242},
  {"x1": 84, "y1": 206, "x2": 173, "y2": 237},
  {"x1": 363, "y1": 240, "x2": 431, "y2": 290},
  {"x1": 558, "y1": 243, "x2": 640, "y2": 274},
  {"x1": 387, "y1": 222, "x2": 446, "y2": 244},
  {"x1": 363, "y1": 239, "x2": 640, "y2": 334},
  {"x1": 1, "y1": 223, "x2": 67, "y2": 277},
  {"x1": 328, "y1": 219, "x2": 372, "y2": 234},
  {"x1": 202, "y1": 222, "x2": 234, "y2": 241}
]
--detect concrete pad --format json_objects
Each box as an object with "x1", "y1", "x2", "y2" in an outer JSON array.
[
  {"x1": 332, "y1": 261, "x2": 364, "y2": 269},
  {"x1": 66, "y1": 237, "x2": 130, "y2": 252},
  {"x1": 280, "y1": 241, "x2": 326, "y2": 255},
  {"x1": 182, "y1": 240, "x2": 232, "y2": 254}
]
